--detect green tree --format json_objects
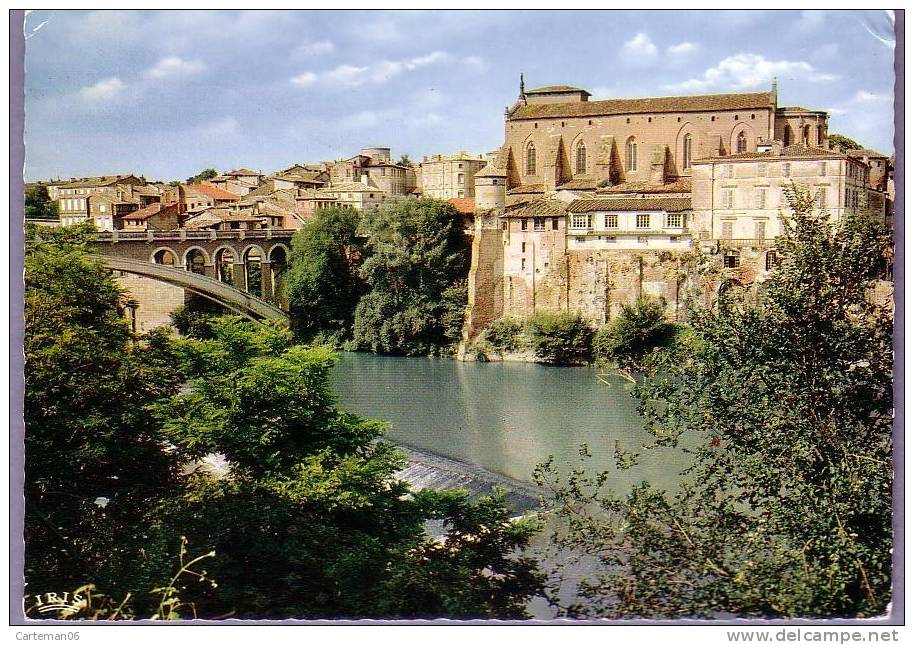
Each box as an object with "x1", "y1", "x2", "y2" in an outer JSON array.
[
  {"x1": 353, "y1": 197, "x2": 470, "y2": 356},
  {"x1": 525, "y1": 312, "x2": 594, "y2": 365},
  {"x1": 536, "y1": 186, "x2": 894, "y2": 618},
  {"x1": 24, "y1": 231, "x2": 184, "y2": 604},
  {"x1": 593, "y1": 296, "x2": 674, "y2": 368},
  {"x1": 156, "y1": 342, "x2": 544, "y2": 618},
  {"x1": 185, "y1": 168, "x2": 219, "y2": 184},
  {"x1": 285, "y1": 207, "x2": 364, "y2": 343},
  {"x1": 397, "y1": 154, "x2": 413, "y2": 167},
  {"x1": 25, "y1": 185, "x2": 58, "y2": 220},
  {"x1": 828, "y1": 133, "x2": 863, "y2": 153}
]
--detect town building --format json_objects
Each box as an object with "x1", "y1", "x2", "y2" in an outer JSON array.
[{"x1": 417, "y1": 153, "x2": 488, "y2": 199}]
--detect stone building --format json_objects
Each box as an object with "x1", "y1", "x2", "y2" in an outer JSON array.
[
  {"x1": 418, "y1": 153, "x2": 488, "y2": 199},
  {"x1": 319, "y1": 181, "x2": 388, "y2": 210},
  {"x1": 461, "y1": 80, "x2": 892, "y2": 351}
]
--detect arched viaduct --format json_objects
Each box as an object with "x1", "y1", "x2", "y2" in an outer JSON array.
[{"x1": 90, "y1": 229, "x2": 295, "y2": 324}]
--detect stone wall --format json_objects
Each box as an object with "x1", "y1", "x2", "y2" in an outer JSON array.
[{"x1": 115, "y1": 272, "x2": 185, "y2": 333}]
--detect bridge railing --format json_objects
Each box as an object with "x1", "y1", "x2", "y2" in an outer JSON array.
[{"x1": 94, "y1": 229, "x2": 298, "y2": 243}]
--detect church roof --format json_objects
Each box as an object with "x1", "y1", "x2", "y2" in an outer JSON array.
[
  {"x1": 509, "y1": 90, "x2": 774, "y2": 120},
  {"x1": 694, "y1": 144, "x2": 852, "y2": 163},
  {"x1": 525, "y1": 85, "x2": 591, "y2": 95},
  {"x1": 596, "y1": 178, "x2": 692, "y2": 195}
]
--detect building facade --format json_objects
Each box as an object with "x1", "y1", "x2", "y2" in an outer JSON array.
[{"x1": 418, "y1": 153, "x2": 488, "y2": 199}]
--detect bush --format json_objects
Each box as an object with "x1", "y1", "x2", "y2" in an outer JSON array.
[
  {"x1": 593, "y1": 296, "x2": 672, "y2": 368},
  {"x1": 525, "y1": 313, "x2": 594, "y2": 364},
  {"x1": 483, "y1": 318, "x2": 523, "y2": 355}
]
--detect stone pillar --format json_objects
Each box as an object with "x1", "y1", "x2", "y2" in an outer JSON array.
[
  {"x1": 261, "y1": 261, "x2": 273, "y2": 301},
  {"x1": 233, "y1": 262, "x2": 246, "y2": 291}
]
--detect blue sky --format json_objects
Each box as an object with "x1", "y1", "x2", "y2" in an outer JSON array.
[{"x1": 23, "y1": 9, "x2": 896, "y2": 182}]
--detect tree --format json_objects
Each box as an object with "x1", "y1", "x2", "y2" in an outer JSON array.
[
  {"x1": 593, "y1": 296, "x2": 674, "y2": 368},
  {"x1": 353, "y1": 197, "x2": 470, "y2": 356},
  {"x1": 828, "y1": 133, "x2": 863, "y2": 153},
  {"x1": 536, "y1": 185, "x2": 894, "y2": 618},
  {"x1": 185, "y1": 168, "x2": 219, "y2": 184},
  {"x1": 24, "y1": 229, "x2": 185, "y2": 604},
  {"x1": 397, "y1": 154, "x2": 413, "y2": 167},
  {"x1": 156, "y1": 332, "x2": 544, "y2": 618},
  {"x1": 285, "y1": 207, "x2": 364, "y2": 343},
  {"x1": 25, "y1": 185, "x2": 58, "y2": 220},
  {"x1": 525, "y1": 312, "x2": 594, "y2": 365}
]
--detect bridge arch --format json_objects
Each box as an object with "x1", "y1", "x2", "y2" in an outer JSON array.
[
  {"x1": 213, "y1": 246, "x2": 238, "y2": 285},
  {"x1": 241, "y1": 244, "x2": 267, "y2": 296},
  {"x1": 181, "y1": 246, "x2": 211, "y2": 270},
  {"x1": 268, "y1": 244, "x2": 290, "y2": 306},
  {"x1": 91, "y1": 255, "x2": 288, "y2": 325},
  {"x1": 151, "y1": 247, "x2": 179, "y2": 266}
]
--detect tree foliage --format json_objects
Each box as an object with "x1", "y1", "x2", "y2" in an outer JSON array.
[
  {"x1": 285, "y1": 207, "x2": 364, "y2": 343},
  {"x1": 353, "y1": 198, "x2": 470, "y2": 356},
  {"x1": 185, "y1": 168, "x2": 219, "y2": 184},
  {"x1": 24, "y1": 233, "x2": 185, "y2": 604},
  {"x1": 536, "y1": 186, "x2": 894, "y2": 618},
  {"x1": 593, "y1": 296, "x2": 674, "y2": 368},
  {"x1": 25, "y1": 233, "x2": 544, "y2": 619},
  {"x1": 524, "y1": 312, "x2": 594, "y2": 364},
  {"x1": 25, "y1": 185, "x2": 58, "y2": 220},
  {"x1": 828, "y1": 133, "x2": 863, "y2": 153}
]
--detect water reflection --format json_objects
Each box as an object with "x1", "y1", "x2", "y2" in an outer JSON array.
[{"x1": 331, "y1": 353, "x2": 688, "y2": 491}]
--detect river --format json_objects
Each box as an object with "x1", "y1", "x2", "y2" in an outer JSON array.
[{"x1": 330, "y1": 352, "x2": 689, "y2": 494}]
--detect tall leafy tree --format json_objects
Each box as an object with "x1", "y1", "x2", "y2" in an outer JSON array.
[
  {"x1": 285, "y1": 207, "x2": 364, "y2": 343},
  {"x1": 25, "y1": 185, "x2": 58, "y2": 220},
  {"x1": 536, "y1": 186, "x2": 894, "y2": 618},
  {"x1": 828, "y1": 133, "x2": 864, "y2": 153},
  {"x1": 185, "y1": 168, "x2": 219, "y2": 184},
  {"x1": 354, "y1": 197, "x2": 470, "y2": 356},
  {"x1": 24, "y1": 225, "x2": 184, "y2": 601}
]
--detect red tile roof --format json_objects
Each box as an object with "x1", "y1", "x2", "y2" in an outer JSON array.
[
  {"x1": 509, "y1": 90, "x2": 773, "y2": 120},
  {"x1": 596, "y1": 178, "x2": 692, "y2": 195},
  {"x1": 447, "y1": 198, "x2": 475, "y2": 214},
  {"x1": 122, "y1": 202, "x2": 181, "y2": 221},
  {"x1": 190, "y1": 183, "x2": 241, "y2": 201},
  {"x1": 567, "y1": 197, "x2": 692, "y2": 213},
  {"x1": 526, "y1": 85, "x2": 591, "y2": 95},
  {"x1": 503, "y1": 198, "x2": 568, "y2": 217}
]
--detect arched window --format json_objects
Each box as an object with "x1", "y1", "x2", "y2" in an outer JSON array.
[
  {"x1": 526, "y1": 143, "x2": 536, "y2": 176},
  {"x1": 575, "y1": 142, "x2": 587, "y2": 175},
  {"x1": 783, "y1": 125, "x2": 792, "y2": 146},
  {"x1": 736, "y1": 131, "x2": 747, "y2": 154},
  {"x1": 153, "y1": 249, "x2": 176, "y2": 266},
  {"x1": 626, "y1": 137, "x2": 637, "y2": 173},
  {"x1": 682, "y1": 134, "x2": 693, "y2": 170},
  {"x1": 185, "y1": 249, "x2": 206, "y2": 275}
]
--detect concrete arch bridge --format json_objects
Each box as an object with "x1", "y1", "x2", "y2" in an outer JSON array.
[{"x1": 90, "y1": 229, "x2": 295, "y2": 326}]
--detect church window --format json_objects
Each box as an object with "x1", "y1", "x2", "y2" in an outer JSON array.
[
  {"x1": 626, "y1": 137, "x2": 638, "y2": 172},
  {"x1": 526, "y1": 143, "x2": 536, "y2": 175},
  {"x1": 576, "y1": 142, "x2": 587, "y2": 174},
  {"x1": 711, "y1": 115, "x2": 716, "y2": 122},
  {"x1": 737, "y1": 131, "x2": 748, "y2": 153},
  {"x1": 683, "y1": 134, "x2": 693, "y2": 170}
]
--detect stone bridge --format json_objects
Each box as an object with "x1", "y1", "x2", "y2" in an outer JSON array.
[{"x1": 90, "y1": 229, "x2": 295, "y2": 326}]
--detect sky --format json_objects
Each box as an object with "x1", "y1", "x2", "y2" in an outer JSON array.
[{"x1": 22, "y1": 9, "x2": 897, "y2": 182}]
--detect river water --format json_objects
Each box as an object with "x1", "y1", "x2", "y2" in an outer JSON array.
[{"x1": 330, "y1": 352, "x2": 688, "y2": 494}]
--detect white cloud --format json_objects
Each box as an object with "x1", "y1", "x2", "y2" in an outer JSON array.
[
  {"x1": 664, "y1": 53, "x2": 838, "y2": 92},
  {"x1": 145, "y1": 56, "x2": 206, "y2": 80},
  {"x1": 462, "y1": 56, "x2": 489, "y2": 73},
  {"x1": 620, "y1": 33, "x2": 657, "y2": 63},
  {"x1": 813, "y1": 43, "x2": 840, "y2": 60},
  {"x1": 290, "y1": 71, "x2": 318, "y2": 87},
  {"x1": 79, "y1": 77, "x2": 125, "y2": 102},
  {"x1": 667, "y1": 42, "x2": 697, "y2": 57},
  {"x1": 825, "y1": 107, "x2": 849, "y2": 116},
  {"x1": 853, "y1": 90, "x2": 892, "y2": 103},
  {"x1": 290, "y1": 51, "x2": 451, "y2": 88},
  {"x1": 295, "y1": 40, "x2": 335, "y2": 56}
]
